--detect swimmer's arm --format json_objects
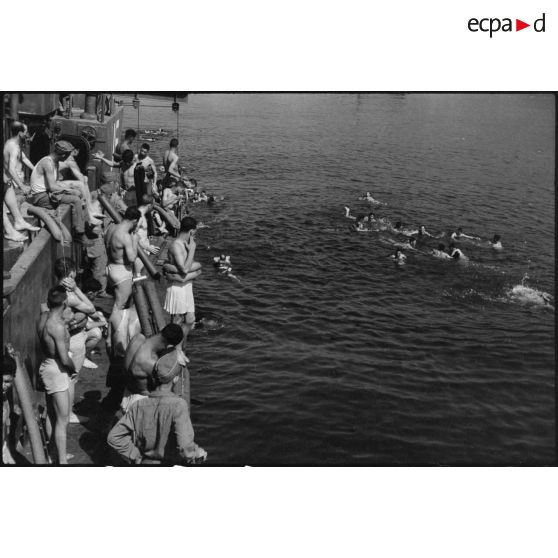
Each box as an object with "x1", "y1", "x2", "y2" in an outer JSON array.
[
  {"x1": 51, "y1": 323, "x2": 76, "y2": 375},
  {"x1": 107, "y1": 413, "x2": 142, "y2": 464}
]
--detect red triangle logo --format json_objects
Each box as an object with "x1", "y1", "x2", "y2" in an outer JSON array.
[{"x1": 516, "y1": 19, "x2": 530, "y2": 31}]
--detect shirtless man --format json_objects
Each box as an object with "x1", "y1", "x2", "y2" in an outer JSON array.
[
  {"x1": 450, "y1": 227, "x2": 480, "y2": 241},
  {"x1": 163, "y1": 138, "x2": 181, "y2": 183},
  {"x1": 431, "y1": 243, "x2": 452, "y2": 259},
  {"x1": 95, "y1": 149, "x2": 136, "y2": 205},
  {"x1": 30, "y1": 141, "x2": 86, "y2": 236},
  {"x1": 105, "y1": 207, "x2": 141, "y2": 330},
  {"x1": 53, "y1": 257, "x2": 97, "y2": 423},
  {"x1": 113, "y1": 129, "x2": 137, "y2": 163},
  {"x1": 37, "y1": 286, "x2": 77, "y2": 464},
  {"x1": 3, "y1": 121, "x2": 40, "y2": 240},
  {"x1": 121, "y1": 324, "x2": 185, "y2": 412},
  {"x1": 137, "y1": 143, "x2": 158, "y2": 195},
  {"x1": 163, "y1": 216, "x2": 202, "y2": 342}
]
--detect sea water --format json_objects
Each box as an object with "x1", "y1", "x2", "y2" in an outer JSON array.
[{"x1": 123, "y1": 93, "x2": 555, "y2": 464}]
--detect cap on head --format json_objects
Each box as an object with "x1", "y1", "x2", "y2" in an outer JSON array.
[
  {"x1": 54, "y1": 140, "x2": 75, "y2": 155},
  {"x1": 153, "y1": 349, "x2": 181, "y2": 385}
]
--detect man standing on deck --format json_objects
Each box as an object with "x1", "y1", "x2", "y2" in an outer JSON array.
[
  {"x1": 105, "y1": 206, "x2": 141, "y2": 337},
  {"x1": 3, "y1": 121, "x2": 41, "y2": 240},
  {"x1": 108, "y1": 349, "x2": 207, "y2": 465},
  {"x1": 37, "y1": 286, "x2": 77, "y2": 465},
  {"x1": 163, "y1": 138, "x2": 181, "y2": 185},
  {"x1": 121, "y1": 323, "x2": 187, "y2": 412},
  {"x1": 163, "y1": 216, "x2": 202, "y2": 343},
  {"x1": 136, "y1": 143, "x2": 158, "y2": 196},
  {"x1": 113, "y1": 129, "x2": 137, "y2": 163}
]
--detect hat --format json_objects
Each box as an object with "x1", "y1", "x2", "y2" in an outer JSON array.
[
  {"x1": 54, "y1": 140, "x2": 75, "y2": 155},
  {"x1": 153, "y1": 350, "x2": 181, "y2": 384}
]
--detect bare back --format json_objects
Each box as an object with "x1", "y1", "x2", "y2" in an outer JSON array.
[
  {"x1": 107, "y1": 223, "x2": 132, "y2": 265},
  {"x1": 125, "y1": 334, "x2": 159, "y2": 394},
  {"x1": 37, "y1": 312, "x2": 69, "y2": 360}
]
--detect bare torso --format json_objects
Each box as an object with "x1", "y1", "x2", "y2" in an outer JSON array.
[
  {"x1": 106, "y1": 223, "x2": 131, "y2": 265},
  {"x1": 3, "y1": 138, "x2": 23, "y2": 182},
  {"x1": 37, "y1": 312, "x2": 69, "y2": 360}
]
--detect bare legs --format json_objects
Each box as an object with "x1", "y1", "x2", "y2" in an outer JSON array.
[
  {"x1": 46, "y1": 390, "x2": 70, "y2": 464},
  {"x1": 4, "y1": 186, "x2": 40, "y2": 233}
]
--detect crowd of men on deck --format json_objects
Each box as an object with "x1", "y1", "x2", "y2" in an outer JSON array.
[{"x1": 3, "y1": 122, "x2": 212, "y2": 465}]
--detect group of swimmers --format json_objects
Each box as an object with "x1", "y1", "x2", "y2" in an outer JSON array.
[{"x1": 344, "y1": 193, "x2": 503, "y2": 264}]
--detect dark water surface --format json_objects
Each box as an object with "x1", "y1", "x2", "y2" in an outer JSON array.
[{"x1": 124, "y1": 94, "x2": 555, "y2": 464}]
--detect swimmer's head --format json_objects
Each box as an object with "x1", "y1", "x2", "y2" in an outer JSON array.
[
  {"x1": 394, "y1": 249, "x2": 402, "y2": 257},
  {"x1": 170, "y1": 138, "x2": 179, "y2": 149},
  {"x1": 419, "y1": 225, "x2": 426, "y2": 235},
  {"x1": 457, "y1": 227, "x2": 463, "y2": 234},
  {"x1": 409, "y1": 237, "x2": 417, "y2": 246},
  {"x1": 54, "y1": 257, "x2": 76, "y2": 280},
  {"x1": 452, "y1": 251, "x2": 461, "y2": 260},
  {"x1": 395, "y1": 221, "x2": 402, "y2": 229},
  {"x1": 160, "y1": 323, "x2": 184, "y2": 347},
  {"x1": 47, "y1": 285, "x2": 68, "y2": 309},
  {"x1": 492, "y1": 234, "x2": 501, "y2": 243}
]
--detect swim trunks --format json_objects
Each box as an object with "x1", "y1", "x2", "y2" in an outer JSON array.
[
  {"x1": 164, "y1": 282, "x2": 195, "y2": 315},
  {"x1": 107, "y1": 263, "x2": 133, "y2": 287},
  {"x1": 39, "y1": 358, "x2": 70, "y2": 395}
]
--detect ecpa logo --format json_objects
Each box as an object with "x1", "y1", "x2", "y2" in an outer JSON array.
[{"x1": 468, "y1": 13, "x2": 546, "y2": 37}]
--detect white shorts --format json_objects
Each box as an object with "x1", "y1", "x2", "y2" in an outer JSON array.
[
  {"x1": 164, "y1": 283, "x2": 195, "y2": 315},
  {"x1": 39, "y1": 358, "x2": 70, "y2": 395}
]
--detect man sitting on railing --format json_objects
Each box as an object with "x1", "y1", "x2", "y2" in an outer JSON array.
[
  {"x1": 3, "y1": 121, "x2": 41, "y2": 241},
  {"x1": 29, "y1": 141, "x2": 86, "y2": 239}
]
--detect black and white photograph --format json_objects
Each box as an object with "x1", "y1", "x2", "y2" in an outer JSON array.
[{"x1": 2, "y1": 92, "x2": 555, "y2": 466}]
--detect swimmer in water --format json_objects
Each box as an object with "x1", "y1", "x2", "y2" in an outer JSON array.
[
  {"x1": 489, "y1": 234, "x2": 503, "y2": 250},
  {"x1": 358, "y1": 191, "x2": 384, "y2": 205},
  {"x1": 390, "y1": 248, "x2": 406, "y2": 263},
  {"x1": 431, "y1": 243, "x2": 452, "y2": 259},
  {"x1": 450, "y1": 227, "x2": 480, "y2": 241},
  {"x1": 344, "y1": 206, "x2": 356, "y2": 219},
  {"x1": 418, "y1": 225, "x2": 445, "y2": 239},
  {"x1": 448, "y1": 243, "x2": 467, "y2": 260}
]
